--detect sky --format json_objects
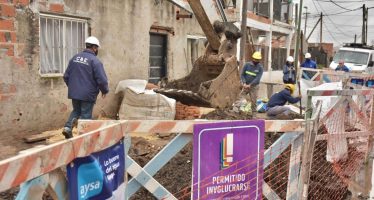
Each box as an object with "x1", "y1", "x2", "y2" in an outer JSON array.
[{"x1": 294, "y1": 0, "x2": 374, "y2": 47}]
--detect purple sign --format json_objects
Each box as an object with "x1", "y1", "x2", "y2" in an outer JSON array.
[{"x1": 192, "y1": 120, "x2": 264, "y2": 200}]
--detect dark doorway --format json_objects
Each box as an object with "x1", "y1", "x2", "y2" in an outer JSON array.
[{"x1": 149, "y1": 33, "x2": 167, "y2": 84}]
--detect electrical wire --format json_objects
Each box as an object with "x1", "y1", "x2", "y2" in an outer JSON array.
[
  {"x1": 307, "y1": 6, "x2": 362, "y2": 18},
  {"x1": 321, "y1": 20, "x2": 344, "y2": 45},
  {"x1": 315, "y1": 0, "x2": 358, "y2": 37},
  {"x1": 315, "y1": 0, "x2": 374, "y2": 2},
  {"x1": 329, "y1": 0, "x2": 355, "y2": 10}
]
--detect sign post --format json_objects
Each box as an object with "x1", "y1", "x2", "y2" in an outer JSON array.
[
  {"x1": 192, "y1": 120, "x2": 264, "y2": 200},
  {"x1": 67, "y1": 140, "x2": 125, "y2": 200}
]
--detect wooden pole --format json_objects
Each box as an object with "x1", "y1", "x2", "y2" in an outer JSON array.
[
  {"x1": 319, "y1": 12, "x2": 323, "y2": 50},
  {"x1": 300, "y1": 99, "x2": 321, "y2": 200},
  {"x1": 239, "y1": 0, "x2": 248, "y2": 67}
]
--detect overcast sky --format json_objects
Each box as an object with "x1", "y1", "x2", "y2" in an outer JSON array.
[{"x1": 294, "y1": 0, "x2": 374, "y2": 47}]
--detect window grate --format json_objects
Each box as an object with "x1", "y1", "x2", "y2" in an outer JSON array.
[{"x1": 39, "y1": 14, "x2": 88, "y2": 76}]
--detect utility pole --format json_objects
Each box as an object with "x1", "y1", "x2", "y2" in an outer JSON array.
[
  {"x1": 355, "y1": 34, "x2": 357, "y2": 43},
  {"x1": 239, "y1": 0, "x2": 248, "y2": 68},
  {"x1": 320, "y1": 12, "x2": 323, "y2": 50},
  {"x1": 363, "y1": 4, "x2": 366, "y2": 45},
  {"x1": 294, "y1": 3, "x2": 299, "y2": 62},
  {"x1": 366, "y1": 6, "x2": 368, "y2": 45},
  {"x1": 304, "y1": 6, "x2": 308, "y2": 36}
]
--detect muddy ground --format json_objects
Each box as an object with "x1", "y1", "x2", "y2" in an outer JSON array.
[{"x1": 128, "y1": 134, "x2": 192, "y2": 200}]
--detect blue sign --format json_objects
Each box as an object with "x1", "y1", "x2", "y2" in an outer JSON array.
[{"x1": 67, "y1": 140, "x2": 125, "y2": 200}]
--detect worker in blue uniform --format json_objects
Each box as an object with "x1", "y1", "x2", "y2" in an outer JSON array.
[
  {"x1": 62, "y1": 36, "x2": 109, "y2": 139},
  {"x1": 266, "y1": 84, "x2": 301, "y2": 119},
  {"x1": 240, "y1": 51, "x2": 264, "y2": 118}
]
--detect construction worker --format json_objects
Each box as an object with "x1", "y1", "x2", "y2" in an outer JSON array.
[
  {"x1": 301, "y1": 53, "x2": 317, "y2": 79},
  {"x1": 266, "y1": 84, "x2": 301, "y2": 119},
  {"x1": 283, "y1": 56, "x2": 296, "y2": 84},
  {"x1": 62, "y1": 36, "x2": 109, "y2": 139},
  {"x1": 240, "y1": 51, "x2": 263, "y2": 117},
  {"x1": 335, "y1": 60, "x2": 350, "y2": 72}
]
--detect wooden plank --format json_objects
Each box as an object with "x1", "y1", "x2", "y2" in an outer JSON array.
[
  {"x1": 78, "y1": 120, "x2": 305, "y2": 135},
  {"x1": 300, "y1": 101, "x2": 322, "y2": 200},
  {"x1": 23, "y1": 130, "x2": 60, "y2": 143},
  {"x1": 316, "y1": 131, "x2": 373, "y2": 141},
  {"x1": 286, "y1": 134, "x2": 303, "y2": 199},
  {"x1": 187, "y1": 0, "x2": 221, "y2": 51}
]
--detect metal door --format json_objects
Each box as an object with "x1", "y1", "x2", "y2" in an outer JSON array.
[{"x1": 149, "y1": 34, "x2": 167, "y2": 84}]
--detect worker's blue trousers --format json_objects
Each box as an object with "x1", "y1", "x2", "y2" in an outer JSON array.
[{"x1": 63, "y1": 99, "x2": 95, "y2": 133}]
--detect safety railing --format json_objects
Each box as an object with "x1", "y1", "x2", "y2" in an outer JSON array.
[
  {"x1": 300, "y1": 88, "x2": 374, "y2": 199},
  {"x1": 301, "y1": 68, "x2": 374, "y2": 88},
  {"x1": 0, "y1": 119, "x2": 310, "y2": 199}
]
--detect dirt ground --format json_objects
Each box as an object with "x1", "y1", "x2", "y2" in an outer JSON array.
[{"x1": 128, "y1": 134, "x2": 192, "y2": 200}]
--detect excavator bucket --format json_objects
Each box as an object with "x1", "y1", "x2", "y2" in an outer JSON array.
[{"x1": 155, "y1": 21, "x2": 242, "y2": 108}]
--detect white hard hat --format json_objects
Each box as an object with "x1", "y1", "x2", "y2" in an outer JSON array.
[
  {"x1": 286, "y1": 56, "x2": 294, "y2": 62},
  {"x1": 85, "y1": 36, "x2": 100, "y2": 47},
  {"x1": 305, "y1": 53, "x2": 311, "y2": 58}
]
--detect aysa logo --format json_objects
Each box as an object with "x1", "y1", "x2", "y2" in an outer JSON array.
[
  {"x1": 220, "y1": 133, "x2": 234, "y2": 169},
  {"x1": 77, "y1": 161, "x2": 104, "y2": 200}
]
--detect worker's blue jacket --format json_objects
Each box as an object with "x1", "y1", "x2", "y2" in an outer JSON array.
[
  {"x1": 301, "y1": 59, "x2": 317, "y2": 69},
  {"x1": 63, "y1": 49, "x2": 109, "y2": 102},
  {"x1": 267, "y1": 89, "x2": 301, "y2": 108},
  {"x1": 283, "y1": 63, "x2": 296, "y2": 84},
  {"x1": 240, "y1": 61, "x2": 263, "y2": 85},
  {"x1": 335, "y1": 65, "x2": 350, "y2": 72}
]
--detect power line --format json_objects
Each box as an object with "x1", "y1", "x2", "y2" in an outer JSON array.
[
  {"x1": 314, "y1": 0, "x2": 374, "y2": 2},
  {"x1": 322, "y1": 21, "x2": 343, "y2": 44},
  {"x1": 307, "y1": 6, "x2": 362, "y2": 18},
  {"x1": 329, "y1": 0, "x2": 354, "y2": 10},
  {"x1": 315, "y1": 0, "x2": 353, "y2": 37}
]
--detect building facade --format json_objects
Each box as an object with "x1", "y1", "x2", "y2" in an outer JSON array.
[{"x1": 0, "y1": 0, "x2": 204, "y2": 135}]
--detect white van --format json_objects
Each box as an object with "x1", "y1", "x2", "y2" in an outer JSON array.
[{"x1": 329, "y1": 44, "x2": 374, "y2": 72}]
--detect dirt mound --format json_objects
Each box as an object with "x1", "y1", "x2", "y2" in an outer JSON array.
[
  {"x1": 128, "y1": 135, "x2": 192, "y2": 200},
  {"x1": 201, "y1": 109, "x2": 252, "y2": 120}
]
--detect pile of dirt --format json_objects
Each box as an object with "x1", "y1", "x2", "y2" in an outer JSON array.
[
  {"x1": 200, "y1": 108, "x2": 252, "y2": 120},
  {"x1": 0, "y1": 188, "x2": 52, "y2": 200},
  {"x1": 128, "y1": 135, "x2": 192, "y2": 200}
]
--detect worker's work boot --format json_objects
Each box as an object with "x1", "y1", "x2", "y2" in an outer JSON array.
[{"x1": 62, "y1": 127, "x2": 73, "y2": 139}]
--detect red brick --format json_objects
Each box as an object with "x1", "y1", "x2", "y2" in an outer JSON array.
[
  {"x1": 0, "y1": 31, "x2": 16, "y2": 42},
  {"x1": 0, "y1": 19, "x2": 14, "y2": 30},
  {"x1": 13, "y1": 0, "x2": 29, "y2": 6},
  {"x1": 0, "y1": 44, "x2": 14, "y2": 56},
  {"x1": 0, "y1": 4, "x2": 15, "y2": 17},
  {"x1": 12, "y1": 57, "x2": 26, "y2": 67},
  {"x1": 49, "y1": 3, "x2": 64, "y2": 13},
  {"x1": 0, "y1": 94, "x2": 11, "y2": 101}
]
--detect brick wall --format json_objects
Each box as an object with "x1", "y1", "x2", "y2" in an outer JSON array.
[{"x1": 175, "y1": 102, "x2": 200, "y2": 120}]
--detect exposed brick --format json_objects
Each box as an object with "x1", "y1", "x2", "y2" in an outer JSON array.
[
  {"x1": 13, "y1": 0, "x2": 29, "y2": 6},
  {"x1": 8, "y1": 84, "x2": 16, "y2": 93},
  {"x1": 0, "y1": 31, "x2": 16, "y2": 43},
  {"x1": 0, "y1": 19, "x2": 14, "y2": 31},
  {"x1": 1, "y1": 95, "x2": 12, "y2": 101},
  {"x1": 0, "y1": 43, "x2": 14, "y2": 56},
  {"x1": 0, "y1": 4, "x2": 16, "y2": 17},
  {"x1": 49, "y1": 3, "x2": 64, "y2": 13},
  {"x1": 12, "y1": 57, "x2": 26, "y2": 67}
]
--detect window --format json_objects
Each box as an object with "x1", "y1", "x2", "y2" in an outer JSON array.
[
  {"x1": 186, "y1": 36, "x2": 206, "y2": 71},
  {"x1": 39, "y1": 14, "x2": 88, "y2": 76}
]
